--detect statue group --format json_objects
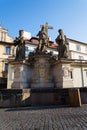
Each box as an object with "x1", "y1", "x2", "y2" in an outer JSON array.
[{"x1": 14, "y1": 23, "x2": 69, "y2": 60}]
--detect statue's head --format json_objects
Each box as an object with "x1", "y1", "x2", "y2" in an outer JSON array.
[
  {"x1": 19, "y1": 30, "x2": 24, "y2": 37},
  {"x1": 46, "y1": 22, "x2": 48, "y2": 25},
  {"x1": 42, "y1": 26, "x2": 44, "y2": 30},
  {"x1": 58, "y1": 29, "x2": 62, "y2": 32},
  {"x1": 58, "y1": 29, "x2": 63, "y2": 35}
]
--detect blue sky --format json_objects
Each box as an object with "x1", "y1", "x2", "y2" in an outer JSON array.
[{"x1": 0, "y1": 0, "x2": 87, "y2": 43}]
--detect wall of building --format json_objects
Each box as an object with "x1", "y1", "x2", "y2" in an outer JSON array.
[
  {"x1": 71, "y1": 63, "x2": 87, "y2": 88},
  {"x1": 72, "y1": 67, "x2": 82, "y2": 87},
  {"x1": 0, "y1": 27, "x2": 13, "y2": 42},
  {"x1": 25, "y1": 38, "x2": 87, "y2": 60},
  {"x1": 25, "y1": 42, "x2": 58, "y2": 57},
  {"x1": 68, "y1": 40, "x2": 87, "y2": 60},
  {"x1": 25, "y1": 44, "x2": 36, "y2": 56},
  {"x1": 0, "y1": 44, "x2": 14, "y2": 78},
  {"x1": 0, "y1": 26, "x2": 14, "y2": 88},
  {"x1": 69, "y1": 51, "x2": 87, "y2": 60},
  {"x1": 83, "y1": 69, "x2": 87, "y2": 87}
]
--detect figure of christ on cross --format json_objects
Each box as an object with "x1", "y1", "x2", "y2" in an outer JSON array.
[
  {"x1": 36, "y1": 23, "x2": 53, "y2": 53},
  {"x1": 40, "y1": 22, "x2": 53, "y2": 36}
]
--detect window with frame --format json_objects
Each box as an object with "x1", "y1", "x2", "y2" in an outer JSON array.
[
  {"x1": 76, "y1": 45, "x2": 81, "y2": 51},
  {"x1": 70, "y1": 71, "x2": 73, "y2": 79},
  {"x1": 4, "y1": 63, "x2": 8, "y2": 72},
  {"x1": 79, "y1": 56, "x2": 84, "y2": 60},
  {"x1": 5, "y1": 47, "x2": 11, "y2": 54}
]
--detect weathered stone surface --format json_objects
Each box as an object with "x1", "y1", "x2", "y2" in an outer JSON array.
[
  {"x1": 31, "y1": 54, "x2": 54, "y2": 88},
  {"x1": 7, "y1": 61, "x2": 31, "y2": 89},
  {"x1": 51, "y1": 60, "x2": 73, "y2": 88}
]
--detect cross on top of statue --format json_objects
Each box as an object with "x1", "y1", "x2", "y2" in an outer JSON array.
[{"x1": 40, "y1": 22, "x2": 53, "y2": 35}]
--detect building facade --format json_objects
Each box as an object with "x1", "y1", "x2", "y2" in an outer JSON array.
[
  {"x1": 25, "y1": 37, "x2": 58, "y2": 57},
  {"x1": 71, "y1": 61, "x2": 87, "y2": 87},
  {"x1": 0, "y1": 25, "x2": 14, "y2": 88},
  {"x1": 25, "y1": 37, "x2": 87, "y2": 60},
  {"x1": 68, "y1": 39, "x2": 87, "y2": 60}
]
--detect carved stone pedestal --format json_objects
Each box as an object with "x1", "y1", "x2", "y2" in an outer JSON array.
[
  {"x1": 30, "y1": 54, "x2": 54, "y2": 88},
  {"x1": 52, "y1": 59, "x2": 73, "y2": 88},
  {"x1": 7, "y1": 60, "x2": 30, "y2": 89}
]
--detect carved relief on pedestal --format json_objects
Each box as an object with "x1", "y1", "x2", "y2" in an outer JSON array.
[{"x1": 62, "y1": 66, "x2": 70, "y2": 78}]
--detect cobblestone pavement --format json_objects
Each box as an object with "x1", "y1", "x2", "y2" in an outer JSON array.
[{"x1": 0, "y1": 105, "x2": 87, "y2": 130}]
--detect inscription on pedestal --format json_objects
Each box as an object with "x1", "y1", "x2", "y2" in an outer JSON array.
[{"x1": 62, "y1": 65, "x2": 70, "y2": 79}]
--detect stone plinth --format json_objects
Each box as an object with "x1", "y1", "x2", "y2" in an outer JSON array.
[
  {"x1": 51, "y1": 59, "x2": 73, "y2": 88},
  {"x1": 30, "y1": 54, "x2": 54, "y2": 88},
  {"x1": 7, "y1": 55, "x2": 74, "y2": 89},
  {"x1": 7, "y1": 60, "x2": 31, "y2": 89}
]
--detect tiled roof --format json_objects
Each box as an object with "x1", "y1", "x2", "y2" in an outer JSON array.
[{"x1": 25, "y1": 37, "x2": 58, "y2": 49}]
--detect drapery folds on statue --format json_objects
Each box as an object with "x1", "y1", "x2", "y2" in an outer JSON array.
[
  {"x1": 55, "y1": 29, "x2": 69, "y2": 59},
  {"x1": 14, "y1": 30, "x2": 25, "y2": 60}
]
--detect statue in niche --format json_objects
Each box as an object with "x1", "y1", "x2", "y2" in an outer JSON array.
[
  {"x1": 14, "y1": 30, "x2": 25, "y2": 60},
  {"x1": 55, "y1": 29, "x2": 69, "y2": 59},
  {"x1": 36, "y1": 23, "x2": 53, "y2": 53}
]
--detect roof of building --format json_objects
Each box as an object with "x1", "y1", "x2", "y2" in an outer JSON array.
[
  {"x1": 0, "y1": 24, "x2": 8, "y2": 32},
  {"x1": 25, "y1": 37, "x2": 58, "y2": 49},
  {"x1": 68, "y1": 38, "x2": 87, "y2": 45},
  {"x1": 0, "y1": 41, "x2": 14, "y2": 45}
]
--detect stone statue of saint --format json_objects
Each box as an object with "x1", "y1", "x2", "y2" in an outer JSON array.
[
  {"x1": 14, "y1": 30, "x2": 25, "y2": 60},
  {"x1": 55, "y1": 29, "x2": 69, "y2": 59}
]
